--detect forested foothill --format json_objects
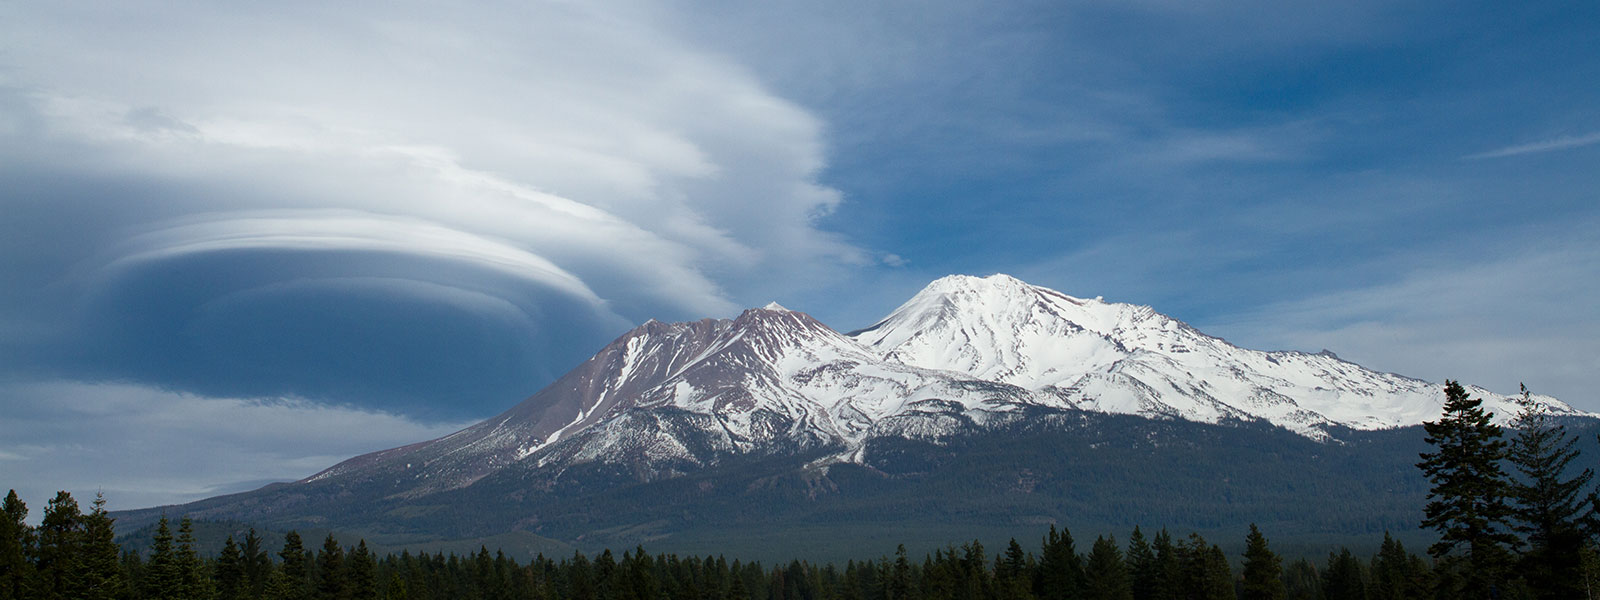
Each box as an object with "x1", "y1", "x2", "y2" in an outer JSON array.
[{"x1": 3, "y1": 382, "x2": 1595, "y2": 599}]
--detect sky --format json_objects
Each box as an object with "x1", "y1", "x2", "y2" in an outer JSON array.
[{"x1": 2, "y1": 1, "x2": 1597, "y2": 515}]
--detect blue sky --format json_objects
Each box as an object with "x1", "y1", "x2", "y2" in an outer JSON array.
[{"x1": 1, "y1": 1, "x2": 1596, "y2": 512}]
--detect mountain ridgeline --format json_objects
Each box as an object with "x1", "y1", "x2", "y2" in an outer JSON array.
[{"x1": 115, "y1": 274, "x2": 1590, "y2": 557}]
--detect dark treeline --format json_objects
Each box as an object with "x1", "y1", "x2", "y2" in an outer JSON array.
[
  {"x1": 0, "y1": 491, "x2": 1459, "y2": 600},
  {"x1": 2, "y1": 488, "x2": 1595, "y2": 600}
]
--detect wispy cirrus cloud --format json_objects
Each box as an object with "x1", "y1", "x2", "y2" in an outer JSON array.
[{"x1": 1465, "y1": 130, "x2": 1600, "y2": 159}]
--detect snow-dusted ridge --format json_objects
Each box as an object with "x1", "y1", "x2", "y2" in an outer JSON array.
[{"x1": 301, "y1": 273, "x2": 1585, "y2": 495}]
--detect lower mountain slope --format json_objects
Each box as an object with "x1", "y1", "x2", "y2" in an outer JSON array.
[{"x1": 120, "y1": 408, "x2": 1600, "y2": 562}]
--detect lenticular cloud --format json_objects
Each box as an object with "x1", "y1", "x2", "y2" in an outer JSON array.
[
  {"x1": 0, "y1": 2, "x2": 862, "y2": 411},
  {"x1": 100, "y1": 211, "x2": 604, "y2": 307}
]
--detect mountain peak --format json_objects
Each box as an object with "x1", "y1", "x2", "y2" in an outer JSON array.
[
  {"x1": 923, "y1": 273, "x2": 1039, "y2": 295},
  {"x1": 762, "y1": 301, "x2": 790, "y2": 312},
  {"x1": 913, "y1": 273, "x2": 1108, "y2": 315},
  {"x1": 855, "y1": 274, "x2": 1120, "y2": 389}
]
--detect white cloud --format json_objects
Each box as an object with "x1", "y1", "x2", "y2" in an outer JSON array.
[
  {"x1": 97, "y1": 210, "x2": 606, "y2": 307},
  {"x1": 0, "y1": 380, "x2": 473, "y2": 520},
  {"x1": 0, "y1": 0, "x2": 861, "y2": 327},
  {"x1": 1466, "y1": 130, "x2": 1600, "y2": 159}
]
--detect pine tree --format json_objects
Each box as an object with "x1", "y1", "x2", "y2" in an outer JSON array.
[
  {"x1": 1505, "y1": 384, "x2": 1594, "y2": 600},
  {"x1": 1201, "y1": 544, "x2": 1235, "y2": 600},
  {"x1": 891, "y1": 544, "x2": 916, "y2": 600},
  {"x1": 568, "y1": 551, "x2": 594, "y2": 600},
  {"x1": 921, "y1": 551, "x2": 954, "y2": 600},
  {"x1": 349, "y1": 540, "x2": 377, "y2": 600},
  {"x1": 1239, "y1": 524, "x2": 1283, "y2": 600},
  {"x1": 773, "y1": 562, "x2": 790, "y2": 600},
  {"x1": 1368, "y1": 533, "x2": 1429, "y2": 600},
  {"x1": 218, "y1": 535, "x2": 245, "y2": 600},
  {"x1": 1320, "y1": 550, "x2": 1364, "y2": 600},
  {"x1": 120, "y1": 549, "x2": 143, "y2": 599},
  {"x1": 1173, "y1": 534, "x2": 1232, "y2": 600},
  {"x1": 264, "y1": 565, "x2": 300, "y2": 600},
  {"x1": 79, "y1": 493, "x2": 124, "y2": 600},
  {"x1": 470, "y1": 547, "x2": 494, "y2": 600},
  {"x1": 36, "y1": 490, "x2": 84, "y2": 599},
  {"x1": 1281, "y1": 559, "x2": 1319, "y2": 600},
  {"x1": 626, "y1": 547, "x2": 658, "y2": 600},
  {"x1": 1124, "y1": 527, "x2": 1156, "y2": 600},
  {"x1": 594, "y1": 548, "x2": 621, "y2": 600},
  {"x1": 316, "y1": 534, "x2": 347, "y2": 600},
  {"x1": 279, "y1": 531, "x2": 310, "y2": 600},
  {"x1": 243, "y1": 528, "x2": 270, "y2": 599},
  {"x1": 994, "y1": 539, "x2": 1029, "y2": 600},
  {"x1": 1036, "y1": 525, "x2": 1081, "y2": 600},
  {"x1": 177, "y1": 517, "x2": 216, "y2": 600},
  {"x1": 962, "y1": 540, "x2": 993, "y2": 600},
  {"x1": 1150, "y1": 530, "x2": 1179, "y2": 600},
  {"x1": 0, "y1": 490, "x2": 34, "y2": 600},
  {"x1": 1416, "y1": 380, "x2": 1516, "y2": 595},
  {"x1": 384, "y1": 572, "x2": 410, "y2": 600},
  {"x1": 143, "y1": 517, "x2": 182, "y2": 600},
  {"x1": 1368, "y1": 535, "x2": 1400, "y2": 600},
  {"x1": 728, "y1": 567, "x2": 750, "y2": 600},
  {"x1": 1083, "y1": 535, "x2": 1132, "y2": 600},
  {"x1": 498, "y1": 550, "x2": 519, "y2": 600}
]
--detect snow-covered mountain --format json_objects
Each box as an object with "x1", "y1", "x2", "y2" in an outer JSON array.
[
  {"x1": 853, "y1": 274, "x2": 1577, "y2": 436},
  {"x1": 298, "y1": 273, "x2": 1581, "y2": 499}
]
